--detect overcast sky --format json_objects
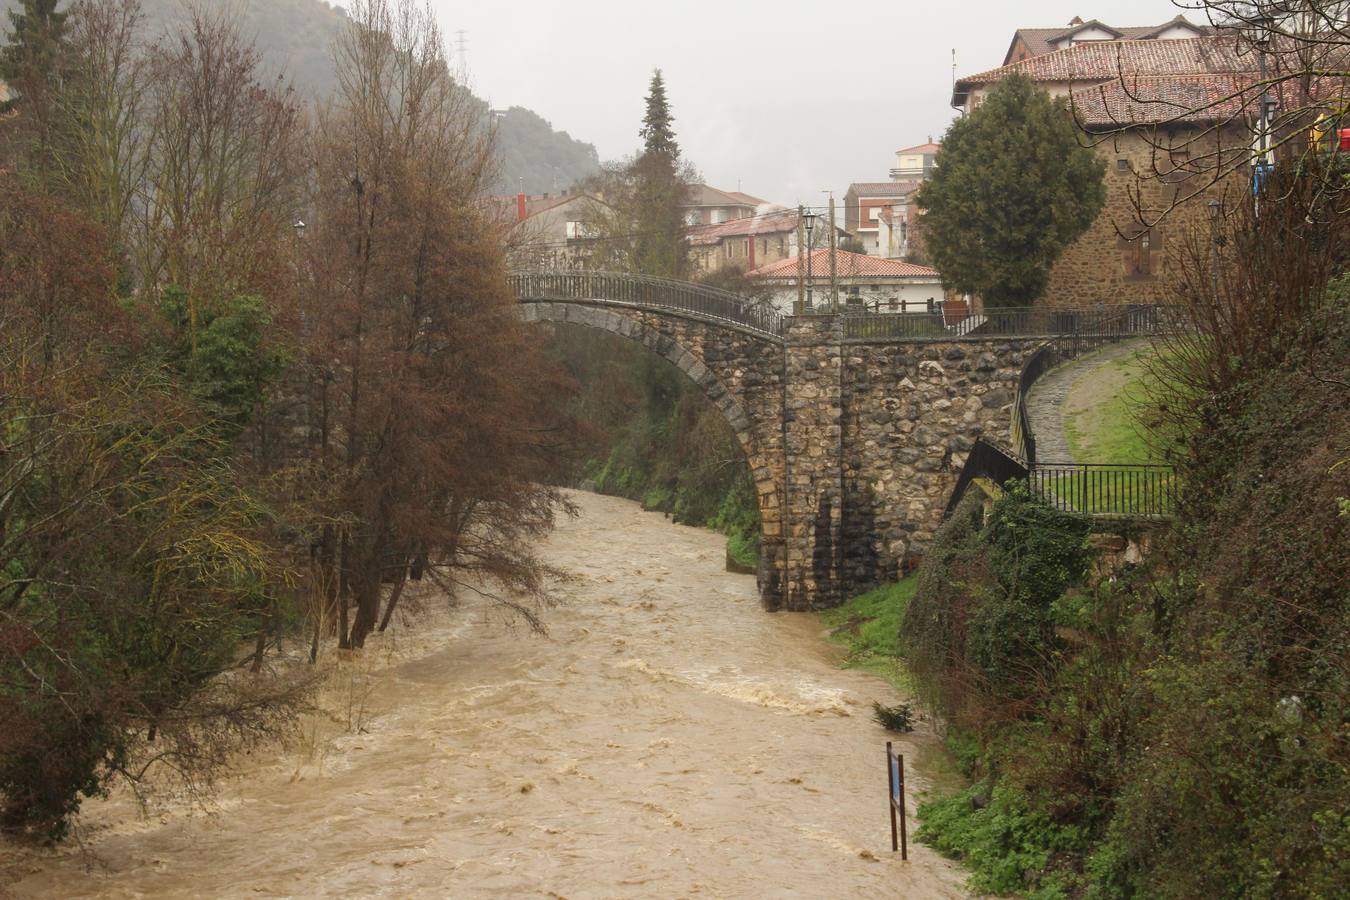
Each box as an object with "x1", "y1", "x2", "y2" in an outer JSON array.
[{"x1": 429, "y1": 0, "x2": 1196, "y2": 204}]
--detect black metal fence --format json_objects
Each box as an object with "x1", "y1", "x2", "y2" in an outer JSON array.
[
  {"x1": 943, "y1": 440, "x2": 1176, "y2": 520},
  {"x1": 1029, "y1": 463, "x2": 1175, "y2": 519},
  {"x1": 508, "y1": 271, "x2": 784, "y2": 337},
  {"x1": 841, "y1": 303, "x2": 1167, "y2": 342},
  {"x1": 842, "y1": 311, "x2": 947, "y2": 339}
]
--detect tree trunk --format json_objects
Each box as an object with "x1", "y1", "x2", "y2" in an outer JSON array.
[{"x1": 377, "y1": 571, "x2": 409, "y2": 633}]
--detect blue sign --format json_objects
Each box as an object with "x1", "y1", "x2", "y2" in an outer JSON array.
[
  {"x1": 1253, "y1": 160, "x2": 1274, "y2": 195},
  {"x1": 890, "y1": 755, "x2": 901, "y2": 804}
]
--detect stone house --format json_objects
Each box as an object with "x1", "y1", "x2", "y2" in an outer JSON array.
[
  {"x1": 951, "y1": 35, "x2": 1254, "y2": 307},
  {"x1": 748, "y1": 249, "x2": 944, "y2": 315}
]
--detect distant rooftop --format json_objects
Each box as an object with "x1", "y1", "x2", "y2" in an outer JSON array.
[
  {"x1": 750, "y1": 250, "x2": 939, "y2": 280},
  {"x1": 846, "y1": 181, "x2": 921, "y2": 199},
  {"x1": 686, "y1": 184, "x2": 770, "y2": 209},
  {"x1": 954, "y1": 36, "x2": 1249, "y2": 108},
  {"x1": 1004, "y1": 14, "x2": 1212, "y2": 65}
]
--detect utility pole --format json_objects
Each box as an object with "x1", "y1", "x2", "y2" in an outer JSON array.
[
  {"x1": 796, "y1": 205, "x2": 806, "y2": 315},
  {"x1": 827, "y1": 192, "x2": 838, "y2": 308}
]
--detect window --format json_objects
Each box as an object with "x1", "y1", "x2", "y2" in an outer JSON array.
[
  {"x1": 1116, "y1": 158, "x2": 1131, "y2": 172},
  {"x1": 1118, "y1": 227, "x2": 1161, "y2": 280},
  {"x1": 868, "y1": 207, "x2": 883, "y2": 222}
]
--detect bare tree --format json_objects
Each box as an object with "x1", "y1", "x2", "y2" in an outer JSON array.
[
  {"x1": 135, "y1": 4, "x2": 303, "y2": 346},
  {"x1": 302, "y1": 0, "x2": 579, "y2": 650}
]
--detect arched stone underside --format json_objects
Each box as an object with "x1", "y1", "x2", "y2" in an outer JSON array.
[
  {"x1": 521, "y1": 298, "x2": 1045, "y2": 612},
  {"x1": 521, "y1": 299, "x2": 791, "y2": 608}
]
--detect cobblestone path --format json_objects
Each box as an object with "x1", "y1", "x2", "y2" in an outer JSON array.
[{"x1": 1024, "y1": 340, "x2": 1146, "y2": 464}]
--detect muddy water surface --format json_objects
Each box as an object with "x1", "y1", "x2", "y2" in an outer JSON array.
[{"x1": 4, "y1": 492, "x2": 968, "y2": 898}]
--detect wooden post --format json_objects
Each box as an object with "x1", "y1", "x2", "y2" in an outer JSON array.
[
  {"x1": 899, "y1": 752, "x2": 908, "y2": 860},
  {"x1": 828, "y1": 193, "x2": 838, "y2": 308},
  {"x1": 797, "y1": 206, "x2": 806, "y2": 315},
  {"x1": 887, "y1": 741, "x2": 898, "y2": 853}
]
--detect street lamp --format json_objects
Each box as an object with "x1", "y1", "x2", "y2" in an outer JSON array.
[
  {"x1": 1245, "y1": 15, "x2": 1278, "y2": 208},
  {"x1": 802, "y1": 208, "x2": 819, "y2": 311},
  {"x1": 293, "y1": 219, "x2": 307, "y2": 237}
]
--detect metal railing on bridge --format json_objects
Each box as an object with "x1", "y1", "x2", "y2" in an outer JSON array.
[
  {"x1": 841, "y1": 303, "x2": 1169, "y2": 341},
  {"x1": 508, "y1": 271, "x2": 784, "y2": 337}
]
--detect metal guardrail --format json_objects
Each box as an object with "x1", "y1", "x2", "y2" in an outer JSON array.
[
  {"x1": 508, "y1": 271, "x2": 784, "y2": 337},
  {"x1": 841, "y1": 303, "x2": 1168, "y2": 341},
  {"x1": 943, "y1": 440, "x2": 1176, "y2": 521},
  {"x1": 1029, "y1": 463, "x2": 1175, "y2": 519},
  {"x1": 943, "y1": 438, "x2": 1029, "y2": 516}
]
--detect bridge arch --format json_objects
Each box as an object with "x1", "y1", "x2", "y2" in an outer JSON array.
[{"x1": 518, "y1": 294, "x2": 790, "y2": 607}]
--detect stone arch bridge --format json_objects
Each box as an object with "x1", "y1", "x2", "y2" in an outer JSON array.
[{"x1": 512, "y1": 271, "x2": 1067, "y2": 611}]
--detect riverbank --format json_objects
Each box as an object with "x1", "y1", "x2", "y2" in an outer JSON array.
[{"x1": 2, "y1": 492, "x2": 967, "y2": 898}]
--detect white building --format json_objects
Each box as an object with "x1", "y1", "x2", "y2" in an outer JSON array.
[{"x1": 748, "y1": 249, "x2": 945, "y2": 315}]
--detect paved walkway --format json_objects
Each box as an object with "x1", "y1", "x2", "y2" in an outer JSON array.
[{"x1": 1024, "y1": 340, "x2": 1145, "y2": 464}]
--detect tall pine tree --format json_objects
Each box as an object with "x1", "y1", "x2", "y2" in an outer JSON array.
[
  {"x1": 631, "y1": 68, "x2": 688, "y2": 278},
  {"x1": 917, "y1": 73, "x2": 1105, "y2": 308},
  {"x1": 0, "y1": 0, "x2": 68, "y2": 114},
  {"x1": 640, "y1": 69, "x2": 678, "y2": 158}
]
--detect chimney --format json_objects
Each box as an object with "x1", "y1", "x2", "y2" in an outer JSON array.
[{"x1": 517, "y1": 191, "x2": 526, "y2": 222}]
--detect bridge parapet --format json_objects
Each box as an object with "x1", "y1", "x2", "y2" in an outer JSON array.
[{"x1": 509, "y1": 271, "x2": 783, "y2": 338}]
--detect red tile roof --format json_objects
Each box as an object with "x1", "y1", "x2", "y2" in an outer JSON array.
[
  {"x1": 1070, "y1": 73, "x2": 1259, "y2": 128},
  {"x1": 846, "y1": 181, "x2": 920, "y2": 199},
  {"x1": 895, "y1": 141, "x2": 940, "y2": 154},
  {"x1": 749, "y1": 250, "x2": 939, "y2": 280},
  {"x1": 1005, "y1": 15, "x2": 1211, "y2": 63},
  {"x1": 688, "y1": 209, "x2": 801, "y2": 246},
  {"x1": 957, "y1": 36, "x2": 1247, "y2": 97}
]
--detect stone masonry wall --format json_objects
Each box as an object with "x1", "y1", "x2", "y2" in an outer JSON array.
[
  {"x1": 839, "y1": 336, "x2": 1038, "y2": 590},
  {"x1": 1042, "y1": 128, "x2": 1240, "y2": 308},
  {"x1": 519, "y1": 299, "x2": 1045, "y2": 611}
]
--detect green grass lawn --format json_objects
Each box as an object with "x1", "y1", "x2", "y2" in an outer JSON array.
[
  {"x1": 1061, "y1": 343, "x2": 1167, "y2": 465},
  {"x1": 818, "y1": 576, "x2": 920, "y2": 694}
]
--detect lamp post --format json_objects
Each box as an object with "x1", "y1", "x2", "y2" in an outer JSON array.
[
  {"x1": 802, "y1": 209, "x2": 819, "y2": 311},
  {"x1": 1247, "y1": 15, "x2": 1278, "y2": 209}
]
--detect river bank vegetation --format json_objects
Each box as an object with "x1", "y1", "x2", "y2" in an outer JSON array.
[
  {"x1": 900, "y1": 169, "x2": 1350, "y2": 897},
  {"x1": 0, "y1": 0, "x2": 583, "y2": 840}
]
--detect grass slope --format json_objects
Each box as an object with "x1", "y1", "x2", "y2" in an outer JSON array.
[{"x1": 818, "y1": 576, "x2": 919, "y2": 693}]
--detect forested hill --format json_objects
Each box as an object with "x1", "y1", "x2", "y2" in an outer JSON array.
[{"x1": 0, "y1": 0, "x2": 600, "y2": 193}]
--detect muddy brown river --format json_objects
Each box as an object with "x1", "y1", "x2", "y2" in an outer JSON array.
[{"x1": 3, "y1": 492, "x2": 968, "y2": 898}]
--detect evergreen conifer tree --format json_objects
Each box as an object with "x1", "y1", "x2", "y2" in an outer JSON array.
[
  {"x1": 640, "y1": 68, "x2": 678, "y2": 159},
  {"x1": 917, "y1": 73, "x2": 1105, "y2": 308},
  {"x1": 0, "y1": 0, "x2": 68, "y2": 113},
  {"x1": 629, "y1": 68, "x2": 688, "y2": 278}
]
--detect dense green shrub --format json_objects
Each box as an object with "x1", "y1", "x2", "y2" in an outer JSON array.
[{"x1": 907, "y1": 302, "x2": 1350, "y2": 897}]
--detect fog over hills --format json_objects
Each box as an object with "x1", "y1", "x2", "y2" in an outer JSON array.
[{"x1": 0, "y1": 0, "x2": 600, "y2": 194}]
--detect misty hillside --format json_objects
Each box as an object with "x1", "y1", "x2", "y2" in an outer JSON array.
[{"x1": 0, "y1": 0, "x2": 599, "y2": 193}]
